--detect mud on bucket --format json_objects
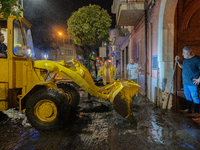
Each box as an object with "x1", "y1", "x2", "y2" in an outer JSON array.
[{"x1": 113, "y1": 84, "x2": 140, "y2": 118}]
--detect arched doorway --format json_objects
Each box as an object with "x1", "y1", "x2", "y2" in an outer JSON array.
[
  {"x1": 157, "y1": 0, "x2": 178, "y2": 108},
  {"x1": 175, "y1": 0, "x2": 200, "y2": 109}
]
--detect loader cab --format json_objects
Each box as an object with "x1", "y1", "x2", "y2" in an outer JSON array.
[{"x1": 0, "y1": 15, "x2": 35, "y2": 111}]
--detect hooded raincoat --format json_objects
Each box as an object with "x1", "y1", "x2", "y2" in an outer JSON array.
[{"x1": 97, "y1": 64, "x2": 117, "y2": 85}]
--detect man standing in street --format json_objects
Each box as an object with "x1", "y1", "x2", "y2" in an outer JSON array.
[
  {"x1": 175, "y1": 46, "x2": 200, "y2": 118},
  {"x1": 97, "y1": 60, "x2": 117, "y2": 85},
  {"x1": 126, "y1": 58, "x2": 140, "y2": 83}
]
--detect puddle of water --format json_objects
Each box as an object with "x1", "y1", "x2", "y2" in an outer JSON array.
[{"x1": 180, "y1": 141, "x2": 195, "y2": 149}]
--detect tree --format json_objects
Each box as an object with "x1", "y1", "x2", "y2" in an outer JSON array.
[
  {"x1": 0, "y1": 0, "x2": 23, "y2": 19},
  {"x1": 67, "y1": 4, "x2": 111, "y2": 73}
]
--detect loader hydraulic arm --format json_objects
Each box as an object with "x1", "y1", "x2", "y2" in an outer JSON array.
[{"x1": 34, "y1": 59, "x2": 140, "y2": 118}]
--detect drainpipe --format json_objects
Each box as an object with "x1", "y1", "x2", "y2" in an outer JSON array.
[
  {"x1": 144, "y1": 0, "x2": 148, "y2": 98},
  {"x1": 20, "y1": 0, "x2": 23, "y2": 17}
]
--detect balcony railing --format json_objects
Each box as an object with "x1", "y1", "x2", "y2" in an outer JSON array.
[{"x1": 115, "y1": 0, "x2": 145, "y2": 26}]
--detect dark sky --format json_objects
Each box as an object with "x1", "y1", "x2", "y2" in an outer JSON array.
[{"x1": 24, "y1": 0, "x2": 116, "y2": 35}]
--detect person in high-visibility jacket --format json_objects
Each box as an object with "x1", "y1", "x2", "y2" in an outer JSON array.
[{"x1": 97, "y1": 60, "x2": 117, "y2": 85}]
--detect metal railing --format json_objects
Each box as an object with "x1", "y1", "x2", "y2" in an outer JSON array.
[{"x1": 116, "y1": 0, "x2": 145, "y2": 21}]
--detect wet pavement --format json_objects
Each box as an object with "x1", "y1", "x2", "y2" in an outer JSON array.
[{"x1": 0, "y1": 92, "x2": 200, "y2": 150}]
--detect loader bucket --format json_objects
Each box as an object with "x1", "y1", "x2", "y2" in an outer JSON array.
[{"x1": 112, "y1": 81, "x2": 140, "y2": 118}]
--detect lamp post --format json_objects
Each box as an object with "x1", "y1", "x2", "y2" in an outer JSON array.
[
  {"x1": 21, "y1": 0, "x2": 23, "y2": 17},
  {"x1": 18, "y1": 0, "x2": 23, "y2": 17}
]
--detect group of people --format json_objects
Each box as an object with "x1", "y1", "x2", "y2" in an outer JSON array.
[
  {"x1": 95, "y1": 58, "x2": 140, "y2": 86},
  {"x1": 93, "y1": 46, "x2": 200, "y2": 118},
  {"x1": 1, "y1": 30, "x2": 199, "y2": 117}
]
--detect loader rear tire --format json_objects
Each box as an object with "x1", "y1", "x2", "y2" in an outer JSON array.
[
  {"x1": 57, "y1": 83, "x2": 80, "y2": 111},
  {"x1": 26, "y1": 88, "x2": 70, "y2": 131}
]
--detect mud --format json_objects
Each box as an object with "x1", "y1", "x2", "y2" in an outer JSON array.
[{"x1": 0, "y1": 94, "x2": 200, "y2": 150}]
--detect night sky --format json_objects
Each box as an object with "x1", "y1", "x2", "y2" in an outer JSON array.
[{"x1": 24, "y1": 0, "x2": 116, "y2": 36}]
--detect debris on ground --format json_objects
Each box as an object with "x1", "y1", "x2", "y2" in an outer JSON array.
[
  {"x1": 0, "y1": 90, "x2": 200, "y2": 149},
  {"x1": 3, "y1": 108, "x2": 31, "y2": 127}
]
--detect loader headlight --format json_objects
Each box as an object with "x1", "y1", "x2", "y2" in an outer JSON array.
[{"x1": 42, "y1": 54, "x2": 49, "y2": 60}]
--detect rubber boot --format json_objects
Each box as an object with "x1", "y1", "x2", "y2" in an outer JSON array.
[
  {"x1": 183, "y1": 101, "x2": 192, "y2": 113},
  {"x1": 190, "y1": 104, "x2": 199, "y2": 118},
  {"x1": 187, "y1": 101, "x2": 193, "y2": 113}
]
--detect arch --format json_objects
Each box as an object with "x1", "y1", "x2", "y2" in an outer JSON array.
[
  {"x1": 158, "y1": 0, "x2": 178, "y2": 62},
  {"x1": 181, "y1": 0, "x2": 200, "y2": 31},
  {"x1": 157, "y1": 0, "x2": 178, "y2": 92}
]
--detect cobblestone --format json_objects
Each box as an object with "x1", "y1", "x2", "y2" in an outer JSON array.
[{"x1": 0, "y1": 94, "x2": 200, "y2": 150}]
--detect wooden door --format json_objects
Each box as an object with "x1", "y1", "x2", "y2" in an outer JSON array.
[{"x1": 174, "y1": 0, "x2": 200, "y2": 109}]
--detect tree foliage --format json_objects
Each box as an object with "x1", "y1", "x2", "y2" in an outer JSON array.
[
  {"x1": 67, "y1": 4, "x2": 112, "y2": 46},
  {"x1": 0, "y1": 0, "x2": 23, "y2": 19}
]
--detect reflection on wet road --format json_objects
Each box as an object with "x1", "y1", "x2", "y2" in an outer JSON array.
[{"x1": 0, "y1": 96, "x2": 200, "y2": 150}]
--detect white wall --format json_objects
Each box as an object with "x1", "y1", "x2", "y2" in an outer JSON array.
[{"x1": 157, "y1": 0, "x2": 178, "y2": 93}]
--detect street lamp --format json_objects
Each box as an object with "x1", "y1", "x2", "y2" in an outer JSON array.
[{"x1": 58, "y1": 32, "x2": 62, "y2": 43}]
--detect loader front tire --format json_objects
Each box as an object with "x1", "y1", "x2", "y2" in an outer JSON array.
[
  {"x1": 57, "y1": 83, "x2": 80, "y2": 111},
  {"x1": 26, "y1": 88, "x2": 70, "y2": 131}
]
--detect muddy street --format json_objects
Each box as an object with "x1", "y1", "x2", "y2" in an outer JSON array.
[{"x1": 0, "y1": 92, "x2": 200, "y2": 150}]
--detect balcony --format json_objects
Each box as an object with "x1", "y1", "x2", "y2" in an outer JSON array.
[
  {"x1": 115, "y1": 0, "x2": 145, "y2": 26},
  {"x1": 110, "y1": 28, "x2": 129, "y2": 46}
]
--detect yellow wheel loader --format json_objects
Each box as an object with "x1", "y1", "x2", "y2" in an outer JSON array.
[{"x1": 0, "y1": 15, "x2": 140, "y2": 131}]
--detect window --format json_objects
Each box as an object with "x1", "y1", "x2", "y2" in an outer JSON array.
[
  {"x1": 22, "y1": 22, "x2": 35, "y2": 57},
  {"x1": 13, "y1": 20, "x2": 24, "y2": 56},
  {"x1": 137, "y1": 40, "x2": 140, "y2": 62},
  {"x1": 61, "y1": 49, "x2": 65, "y2": 55},
  {"x1": 66, "y1": 49, "x2": 73, "y2": 56},
  {"x1": 0, "y1": 20, "x2": 7, "y2": 45},
  {"x1": 122, "y1": 50, "x2": 124, "y2": 76},
  {"x1": 0, "y1": 20, "x2": 7, "y2": 58},
  {"x1": 70, "y1": 39, "x2": 73, "y2": 44},
  {"x1": 126, "y1": 46, "x2": 128, "y2": 66}
]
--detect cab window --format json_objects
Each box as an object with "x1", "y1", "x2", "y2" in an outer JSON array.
[
  {"x1": 13, "y1": 20, "x2": 24, "y2": 56},
  {"x1": 22, "y1": 22, "x2": 35, "y2": 57},
  {"x1": 0, "y1": 20, "x2": 7, "y2": 45},
  {"x1": 0, "y1": 20, "x2": 8, "y2": 58}
]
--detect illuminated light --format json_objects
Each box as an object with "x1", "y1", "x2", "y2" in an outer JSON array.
[
  {"x1": 108, "y1": 60, "x2": 112, "y2": 63},
  {"x1": 26, "y1": 48, "x2": 31, "y2": 55},
  {"x1": 96, "y1": 57, "x2": 99, "y2": 60},
  {"x1": 58, "y1": 32, "x2": 62, "y2": 36},
  {"x1": 43, "y1": 54, "x2": 49, "y2": 59}
]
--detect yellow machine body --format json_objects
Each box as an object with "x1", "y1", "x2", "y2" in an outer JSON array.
[
  {"x1": 34, "y1": 59, "x2": 140, "y2": 118},
  {"x1": 0, "y1": 15, "x2": 139, "y2": 120}
]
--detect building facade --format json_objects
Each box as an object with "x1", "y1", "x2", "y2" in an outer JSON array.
[
  {"x1": 110, "y1": 0, "x2": 200, "y2": 109},
  {"x1": 48, "y1": 34, "x2": 83, "y2": 62}
]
